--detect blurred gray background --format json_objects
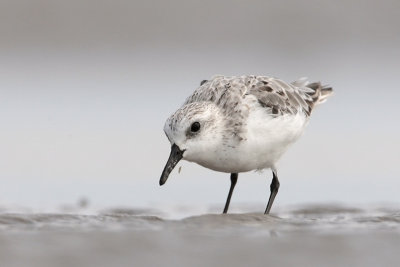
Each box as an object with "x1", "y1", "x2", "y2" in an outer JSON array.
[{"x1": 0, "y1": 0, "x2": 399, "y2": 212}]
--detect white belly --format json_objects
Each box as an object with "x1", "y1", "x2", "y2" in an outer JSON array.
[{"x1": 196, "y1": 110, "x2": 308, "y2": 173}]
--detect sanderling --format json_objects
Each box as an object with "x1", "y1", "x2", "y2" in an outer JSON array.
[{"x1": 159, "y1": 75, "x2": 333, "y2": 214}]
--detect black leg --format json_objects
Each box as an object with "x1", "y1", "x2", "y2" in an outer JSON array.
[
  {"x1": 223, "y1": 173, "x2": 238, "y2": 214},
  {"x1": 265, "y1": 170, "x2": 280, "y2": 214}
]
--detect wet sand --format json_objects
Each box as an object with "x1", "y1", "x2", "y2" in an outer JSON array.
[{"x1": 0, "y1": 204, "x2": 399, "y2": 267}]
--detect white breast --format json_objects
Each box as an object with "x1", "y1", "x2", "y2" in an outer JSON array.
[
  {"x1": 238, "y1": 107, "x2": 308, "y2": 171},
  {"x1": 195, "y1": 100, "x2": 308, "y2": 173}
]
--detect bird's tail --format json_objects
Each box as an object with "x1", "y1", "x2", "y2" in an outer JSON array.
[
  {"x1": 306, "y1": 82, "x2": 333, "y2": 106},
  {"x1": 292, "y1": 78, "x2": 333, "y2": 115}
]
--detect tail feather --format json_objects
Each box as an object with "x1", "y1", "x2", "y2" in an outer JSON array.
[
  {"x1": 306, "y1": 82, "x2": 333, "y2": 106},
  {"x1": 292, "y1": 78, "x2": 333, "y2": 115}
]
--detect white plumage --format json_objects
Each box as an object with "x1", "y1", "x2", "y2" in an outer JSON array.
[{"x1": 160, "y1": 75, "x2": 333, "y2": 214}]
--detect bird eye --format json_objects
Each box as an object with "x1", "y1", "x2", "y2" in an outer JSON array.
[{"x1": 190, "y1": 122, "x2": 201, "y2": 132}]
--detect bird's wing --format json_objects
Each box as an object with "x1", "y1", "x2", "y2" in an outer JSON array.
[
  {"x1": 246, "y1": 76, "x2": 316, "y2": 116},
  {"x1": 184, "y1": 75, "x2": 329, "y2": 116}
]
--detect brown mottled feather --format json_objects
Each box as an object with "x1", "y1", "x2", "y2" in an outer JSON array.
[{"x1": 185, "y1": 75, "x2": 332, "y2": 118}]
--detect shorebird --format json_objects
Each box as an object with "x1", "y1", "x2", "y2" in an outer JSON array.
[{"x1": 159, "y1": 75, "x2": 332, "y2": 214}]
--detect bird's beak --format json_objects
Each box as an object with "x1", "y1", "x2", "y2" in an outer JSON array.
[{"x1": 159, "y1": 144, "x2": 184, "y2": 186}]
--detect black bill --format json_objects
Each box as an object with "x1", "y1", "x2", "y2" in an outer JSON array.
[{"x1": 159, "y1": 144, "x2": 184, "y2": 186}]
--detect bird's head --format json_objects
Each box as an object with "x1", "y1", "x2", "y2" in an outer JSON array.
[{"x1": 159, "y1": 102, "x2": 223, "y2": 185}]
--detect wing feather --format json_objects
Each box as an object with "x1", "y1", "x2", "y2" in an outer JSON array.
[
  {"x1": 185, "y1": 75, "x2": 327, "y2": 117},
  {"x1": 248, "y1": 77, "x2": 317, "y2": 116}
]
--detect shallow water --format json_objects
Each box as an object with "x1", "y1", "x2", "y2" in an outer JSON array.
[{"x1": 1, "y1": 204, "x2": 400, "y2": 267}]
